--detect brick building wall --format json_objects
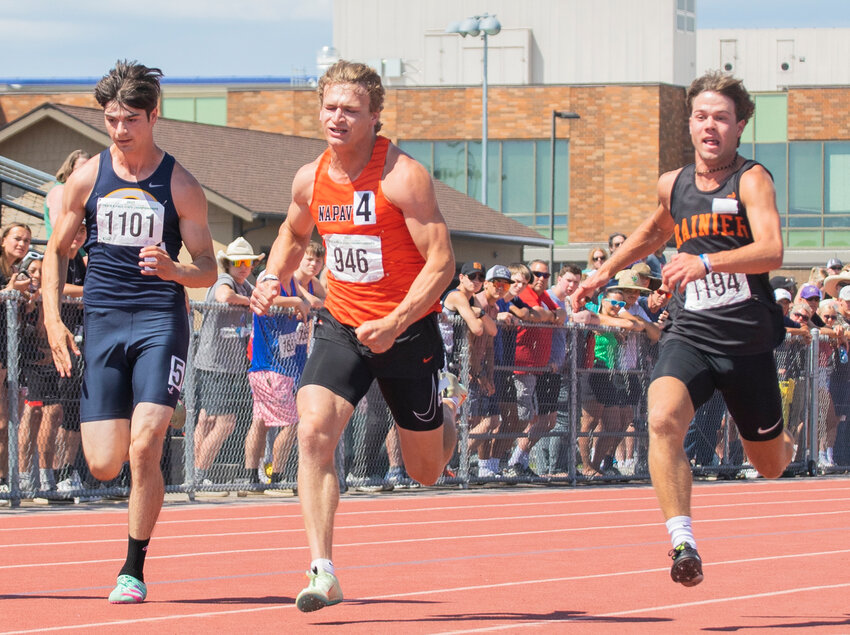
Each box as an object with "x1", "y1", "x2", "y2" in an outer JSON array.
[
  {"x1": 0, "y1": 93, "x2": 97, "y2": 126},
  {"x1": 0, "y1": 83, "x2": 694, "y2": 243},
  {"x1": 788, "y1": 87, "x2": 850, "y2": 141}
]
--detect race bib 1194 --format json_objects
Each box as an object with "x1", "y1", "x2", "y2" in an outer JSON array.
[{"x1": 684, "y1": 272, "x2": 751, "y2": 311}]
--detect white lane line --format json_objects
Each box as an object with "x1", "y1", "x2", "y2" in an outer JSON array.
[
  {"x1": 2, "y1": 509, "x2": 850, "y2": 570},
  {"x1": 3, "y1": 548, "x2": 850, "y2": 634},
  {"x1": 3, "y1": 492, "x2": 849, "y2": 536},
  {"x1": 3, "y1": 482, "x2": 849, "y2": 532},
  {"x1": 3, "y1": 501, "x2": 850, "y2": 550}
]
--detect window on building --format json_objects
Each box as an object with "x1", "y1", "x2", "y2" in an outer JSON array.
[
  {"x1": 161, "y1": 96, "x2": 227, "y2": 126},
  {"x1": 399, "y1": 139, "x2": 570, "y2": 241},
  {"x1": 676, "y1": 0, "x2": 696, "y2": 32}
]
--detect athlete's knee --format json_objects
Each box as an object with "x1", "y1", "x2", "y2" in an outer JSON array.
[
  {"x1": 648, "y1": 410, "x2": 687, "y2": 442},
  {"x1": 297, "y1": 420, "x2": 339, "y2": 463},
  {"x1": 87, "y1": 456, "x2": 123, "y2": 481},
  {"x1": 406, "y1": 459, "x2": 443, "y2": 486},
  {"x1": 128, "y1": 426, "x2": 166, "y2": 467}
]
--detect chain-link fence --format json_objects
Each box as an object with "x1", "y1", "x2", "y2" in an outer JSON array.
[{"x1": 2, "y1": 295, "x2": 847, "y2": 505}]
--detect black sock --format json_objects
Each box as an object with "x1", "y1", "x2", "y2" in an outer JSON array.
[
  {"x1": 271, "y1": 472, "x2": 284, "y2": 483},
  {"x1": 118, "y1": 536, "x2": 150, "y2": 582},
  {"x1": 244, "y1": 468, "x2": 260, "y2": 484},
  {"x1": 57, "y1": 464, "x2": 73, "y2": 482}
]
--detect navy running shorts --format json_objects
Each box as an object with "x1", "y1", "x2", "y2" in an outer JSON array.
[{"x1": 81, "y1": 304, "x2": 189, "y2": 422}]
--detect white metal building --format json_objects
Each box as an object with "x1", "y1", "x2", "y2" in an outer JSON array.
[
  {"x1": 333, "y1": 0, "x2": 696, "y2": 87},
  {"x1": 697, "y1": 28, "x2": 850, "y2": 92}
]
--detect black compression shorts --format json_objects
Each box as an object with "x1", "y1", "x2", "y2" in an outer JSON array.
[
  {"x1": 299, "y1": 308, "x2": 446, "y2": 431},
  {"x1": 651, "y1": 337, "x2": 783, "y2": 442}
]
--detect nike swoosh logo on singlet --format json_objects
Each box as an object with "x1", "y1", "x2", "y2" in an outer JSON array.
[
  {"x1": 412, "y1": 375, "x2": 439, "y2": 423},
  {"x1": 757, "y1": 417, "x2": 782, "y2": 436}
]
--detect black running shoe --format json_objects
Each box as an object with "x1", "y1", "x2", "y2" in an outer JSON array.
[{"x1": 669, "y1": 542, "x2": 704, "y2": 587}]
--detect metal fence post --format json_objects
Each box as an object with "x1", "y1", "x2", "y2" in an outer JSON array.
[
  {"x1": 183, "y1": 304, "x2": 198, "y2": 498},
  {"x1": 567, "y1": 326, "x2": 579, "y2": 485},
  {"x1": 807, "y1": 329, "x2": 820, "y2": 475},
  {"x1": 5, "y1": 293, "x2": 22, "y2": 506},
  {"x1": 456, "y1": 315, "x2": 470, "y2": 488}
]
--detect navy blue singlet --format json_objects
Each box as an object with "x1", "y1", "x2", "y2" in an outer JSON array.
[{"x1": 83, "y1": 149, "x2": 184, "y2": 309}]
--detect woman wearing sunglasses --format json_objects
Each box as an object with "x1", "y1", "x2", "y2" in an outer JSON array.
[{"x1": 584, "y1": 245, "x2": 609, "y2": 275}]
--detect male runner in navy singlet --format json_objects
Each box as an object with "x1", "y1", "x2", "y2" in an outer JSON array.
[
  {"x1": 571, "y1": 71, "x2": 794, "y2": 587},
  {"x1": 43, "y1": 61, "x2": 216, "y2": 604}
]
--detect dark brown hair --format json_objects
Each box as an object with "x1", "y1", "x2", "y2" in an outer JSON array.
[
  {"x1": 686, "y1": 70, "x2": 755, "y2": 124},
  {"x1": 94, "y1": 60, "x2": 163, "y2": 116}
]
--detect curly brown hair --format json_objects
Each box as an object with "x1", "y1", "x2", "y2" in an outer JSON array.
[
  {"x1": 686, "y1": 70, "x2": 755, "y2": 124},
  {"x1": 317, "y1": 60, "x2": 385, "y2": 133}
]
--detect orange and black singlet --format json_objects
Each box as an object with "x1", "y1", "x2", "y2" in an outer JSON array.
[{"x1": 309, "y1": 136, "x2": 441, "y2": 327}]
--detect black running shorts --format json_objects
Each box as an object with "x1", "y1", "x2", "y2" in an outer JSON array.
[
  {"x1": 299, "y1": 308, "x2": 445, "y2": 431},
  {"x1": 650, "y1": 337, "x2": 783, "y2": 442}
]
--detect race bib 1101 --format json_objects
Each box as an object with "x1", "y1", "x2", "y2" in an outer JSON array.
[{"x1": 96, "y1": 195, "x2": 164, "y2": 247}]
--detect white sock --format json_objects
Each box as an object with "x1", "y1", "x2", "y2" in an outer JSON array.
[
  {"x1": 311, "y1": 558, "x2": 335, "y2": 576},
  {"x1": 827, "y1": 447, "x2": 834, "y2": 463},
  {"x1": 666, "y1": 516, "x2": 696, "y2": 550},
  {"x1": 509, "y1": 447, "x2": 529, "y2": 468}
]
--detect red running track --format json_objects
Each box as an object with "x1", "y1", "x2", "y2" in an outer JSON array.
[{"x1": 1, "y1": 478, "x2": 850, "y2": 633}]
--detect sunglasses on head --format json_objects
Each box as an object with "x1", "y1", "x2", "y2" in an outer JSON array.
[
  {"x1": 230, "y1": 259, "x2": 253, "y2": 267},
  {"x1": 532, "y1": 271, "x2": 551, "y2": 279},
  {"x1": 605, "y1": 299, "x2": 626, "y2": 308},
  {"x1": 466, "y1": 272, "x2": 485, "y2": 281}
]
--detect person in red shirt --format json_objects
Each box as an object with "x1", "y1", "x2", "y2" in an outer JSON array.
[{"x1": 503, "y1": 259, "x2": 566, "y2": 478}]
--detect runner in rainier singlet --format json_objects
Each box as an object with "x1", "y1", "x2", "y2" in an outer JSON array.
[{"x1": 571, "y1": 70, "x2": 794, "y2": 588}]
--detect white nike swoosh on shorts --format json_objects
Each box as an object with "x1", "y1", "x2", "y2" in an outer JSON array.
[
  {"x1": 412, "y1": 376, "x2": 439, "y2": 423},
  {"x1": 757, "y1": 417, "x2": 782, "y2": 436}
]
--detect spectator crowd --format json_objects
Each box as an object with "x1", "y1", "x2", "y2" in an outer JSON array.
[{"x1": 3, "y1": 216, "x2": 850, "y2": 497}]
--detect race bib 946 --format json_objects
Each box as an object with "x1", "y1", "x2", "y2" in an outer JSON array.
[
  {"x1": 324, "y1": 233, "x2": 384, "y2": 283},
  {"x1": 685, "y1": 272, "x2": 751, "y2": 311}
]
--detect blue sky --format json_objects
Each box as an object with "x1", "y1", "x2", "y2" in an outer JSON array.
[{"x1": 0, "y1": 0, "x2": 847, "y2": 79}]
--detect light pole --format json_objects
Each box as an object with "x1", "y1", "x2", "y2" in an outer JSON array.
[
  {"x1": 550, "y1": 110, "x2": 580, "y2": 271},
  {"x1": 446, "y1": 14, "x2": 501, "y2": 206}
]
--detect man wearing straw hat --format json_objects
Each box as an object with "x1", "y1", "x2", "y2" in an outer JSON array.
[{"x1": 193, "y1": 237, "x2": 265, "y2": 487}]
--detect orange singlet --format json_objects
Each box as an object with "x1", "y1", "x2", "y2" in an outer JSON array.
[{"x1": 310, "y1": 136, "x2": 441, "y2": 327}]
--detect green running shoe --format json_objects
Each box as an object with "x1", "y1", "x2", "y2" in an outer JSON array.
[
  {"x1": 295, "y1": 569, "x2": 343, "y2": 613},
  {"x1": 108, "y1": 574, "x2": 147, "y2": 604}
]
